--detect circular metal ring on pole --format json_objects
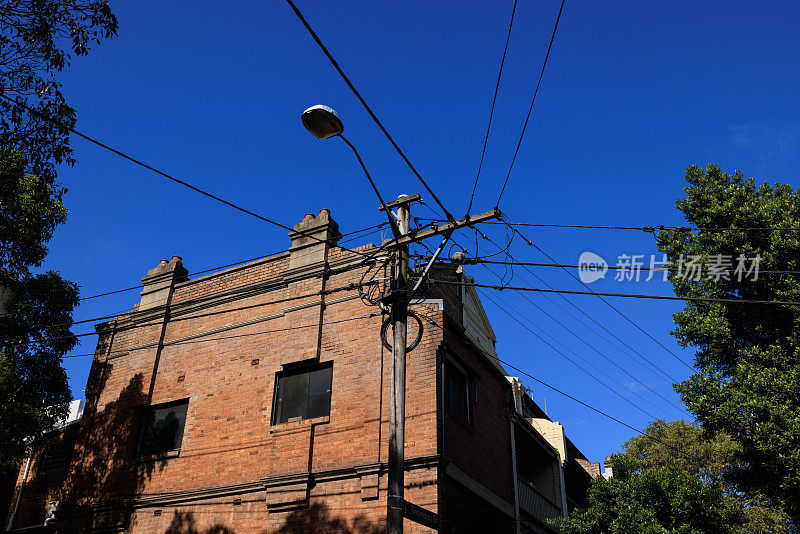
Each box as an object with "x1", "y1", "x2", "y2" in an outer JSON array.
[{"x1": 380, "y1": 310, "x2": 424, "y2": 352}]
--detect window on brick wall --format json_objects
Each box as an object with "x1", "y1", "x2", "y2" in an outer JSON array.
[
  {"x1": 137, "y1": 399, "x2": 188, "y2": 457},
  {"x1": 272, "y1": 362, "x2": 333, "y2": 424},
  {"x1": 41, "y1": 447, "x2": 70, "y2": 474},
  {"x1": 445, "y1": 358, "x2": 471, "y2": 424}
]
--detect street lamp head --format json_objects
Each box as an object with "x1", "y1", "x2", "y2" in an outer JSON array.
[{"x1": 301, "y1": 105, "x2": 344, "y2": 139}]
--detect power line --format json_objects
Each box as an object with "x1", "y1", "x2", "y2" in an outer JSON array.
[
  {"x1": 482, "y1": 221, "x2": 800, "y2": 233},
  {"x1": 429, "y1": 279, "x2": 800, "y2": 307},
  {"x1": 465, "y1": 0, "x2": 518, "y2": 216},
  {"x1": 480, "y1": 289, "x2": 668, "y2": 420},
  {"x1": 447, "y1": 234, "x2": 685, "y2": 410},
  {"x1": 23, "y1": 271, "x2": 381, "y2": 343},
  {"x1": 495, "y1": 0, "x2": 566, "y2": 206},
  {"x1": 415, "y1": 310, "x2": 684, "y2": 453},
  {"x1": 420, "y1": 205, "x2": 689, "y2": 389},
  {"x1": 78, "y1": 222, "x2": 388, "y2": 302},
  {"x1": 430, "y1": 258, "x2": 800, "y2": 277},
  {"x1": 46, "y1": 257, "x2": 381, "y2": 330},
  {"x1": 0, "y1": 93, "x2": 376, "y2": 261},
  {"x1": 475, "y1": 275, "x2": 686, "y2": 415},
  {"x1": 284, "y1": 0, "x2": 456, "y2": 224},
  {"x1": 505, "y1": 222, "x2": 695, "y2": 370},
  {"x1": 447, "y1": 232, "x2": 680, "y2": 383},
  {"x1": 63, "y1": 312, "x2": 378, "y2": 359}
]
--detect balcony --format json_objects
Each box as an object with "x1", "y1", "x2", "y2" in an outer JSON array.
[{"x1": 518, "y1": 478, "x2": 562, "y2": 525}]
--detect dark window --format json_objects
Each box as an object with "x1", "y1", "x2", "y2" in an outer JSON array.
[
  {"x1": 137, "y1": 400, "x2": 188, "y2": 456},
  {"x1": 41, "y1": 447, "x2": 70, "y2": 474},
  {"x1": 445, "y1": 359, "x2": 470, "y2": 423},
  {"x1": 273, "y1": 363, "x2": 332, "y2": 424}
]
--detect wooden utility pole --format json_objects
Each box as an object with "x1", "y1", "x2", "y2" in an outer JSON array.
[
  {"x1": 379, "y1": 197, "x2": 501, "y2": 533},
  {"x1": 387, "y1": 196, "x2": 411, "y2": 534}
]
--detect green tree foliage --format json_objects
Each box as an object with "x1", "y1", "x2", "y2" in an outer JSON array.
[
  {"x1": 624, "y1": 419, "x2": 737, "y2": 486},
  {"x1": 0, "y1": 149, "x2": 66, "y2": 275},
  {"x1": 655, "y1": 165, "x2": 800, "y2": 522},
  {"x1": 0, "y1": 0, "x2": 117, "y2": 185},
  {"x1": 558, "y1": 420, "x2": 794, "y2": 534},
  {"x1": 624, "y1": 420, "x2": 794, "y2": 534},
  {"x1": 0, "y1": 271, "x2": 78, "y2": 469},
  {"x1": 557, "y1": 452, "x2": 741, "y2": 534},
  {"x1": 0, "y1": 150, "x2": 78, "y2": 475}
]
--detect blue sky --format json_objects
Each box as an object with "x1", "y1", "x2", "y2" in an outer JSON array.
[{"x1": 44, "y1": 0, "x2": 800, "y2": 463}]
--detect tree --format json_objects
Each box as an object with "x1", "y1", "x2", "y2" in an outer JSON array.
[
  {"x1": 0, "y1": 0, "x2": 117, "y2": 185},
  {"x1": 557, "y1": 420, "x2": 793, "y2": 534},
  {"x1": 557, "y1": 452, "x2": 741, "y2": 534},
  {"x1": 0, "y1": 0, "x2": 116, "y2": 474},
  {"x1": 623, "y1": 420, "x2": 794, "y2": 534},
  {"x1": 623, "y1": 419, "x2": 737, "y2": 486},
  {"x1": 0, "y1": 271, "x2": 79, "y2": 470},
  {"x1": 0, "y1": 149, "x2": 78, "y2": 476},
  {"x1": 655, "y1": 165, "x2": 800, "y2": 522},
  {"x1": 0, "y1": 149, "x2": 66, "y2": 275}
]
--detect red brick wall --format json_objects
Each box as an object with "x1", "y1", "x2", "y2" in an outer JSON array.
[
  {"x1": 9, "y1": 233, "x2": 518, "y2": 533},
  {"x1": 441, "y1": 326, "x2": 515, "y2": 505},
  {"x1": 41, "y1": 246, "x2": 443, "y2": 532},
  {"x1": 6, "y1": 422, "x2": 81, "y2": 530}
]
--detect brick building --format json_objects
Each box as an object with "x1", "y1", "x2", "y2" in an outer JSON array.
[{"x1": 7, "y1": 209, "x2": 599, "y2": 533}]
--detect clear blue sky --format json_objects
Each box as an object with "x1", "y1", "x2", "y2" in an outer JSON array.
[{"x1": 44, "y1": 0, "x2": 800, "y2": 463}]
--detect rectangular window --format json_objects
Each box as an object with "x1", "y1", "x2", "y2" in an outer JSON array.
[
  {"x1": 137, "y1": 400, "x2": 188, "y2": 457},
  {"x1": 445, "y1": 359, "x2": 471, "y2": 423},
  {"x1": 41, "y1": 447, "x2": 70, "y2": 474},
  {"x1": 273, "y1": 362, "x2": 333, "y2": 424}
]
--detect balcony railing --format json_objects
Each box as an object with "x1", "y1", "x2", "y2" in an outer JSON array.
[{"x1": 518, "y1": 478, "x2": 562, "y2": 525}]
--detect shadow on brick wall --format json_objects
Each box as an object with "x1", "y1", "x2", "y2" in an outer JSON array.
[
  {"x1": 49, "y1": 366, "x2": 167, "y2": 532},
  {"x1": 165, "y1": 510, "x2": 234, "y2": 534},
  {"x1": 274, "y1": 502, "x2": 385, "y2": 534}
]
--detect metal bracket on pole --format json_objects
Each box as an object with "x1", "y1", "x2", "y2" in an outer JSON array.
[{"x1": 411, "y1": 229, "x2": 453, "y2": 292}]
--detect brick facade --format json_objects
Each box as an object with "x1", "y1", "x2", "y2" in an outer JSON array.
[{"x1": 7, "y1": 210, "x2": 598, "y2": 534}]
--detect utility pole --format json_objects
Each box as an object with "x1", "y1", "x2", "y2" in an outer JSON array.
[
  {"x1": 387, "y1": 195, "x2": 411, "y2": 534},
  {"x1": 377, "y1": 197, "x2": 502, "y2": 534}
]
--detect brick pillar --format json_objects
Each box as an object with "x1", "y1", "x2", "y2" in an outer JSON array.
[
  {"x1": 137, "y1": 256, "x2": 188, "y2": 401},
  {"x1": 287, "y1": 209, "x2": 340, "y2": 270},
  {"x1": 138, "y1": 256, "x2": 188, "y2": 310}
]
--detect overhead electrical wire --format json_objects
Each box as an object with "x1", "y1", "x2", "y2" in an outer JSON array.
[
  {"x1": 447, "y1": 232, "x2": 680, "y2": 383},
  {"x1": 284, "y1": 0, "x2": 456, "y2": 224},
  {"x1": 415, "y1": 310, "x2": 684, "y2": 453},
  {"x1": 446, "y1": 233, "x2": 685, "y2": 414},
  {"x1": 504, "y1": 221, "x2": 695, "y2": 370},
  {"x1": 480, "y1": 289, "x2": 669, "y2": 420},
  {"x1": 24, "y1": 262, "x2": 384, "y2": 339},
  {"x1": 428, "y1": 279, "x2": 800, "y2": 308},
  {"x1": 495, "y1": 0, "x2": 566, "y2": 206},
  {"x1": 482, "y1": 221, "x2": 800, "y2": 233},
  {"x1": 472, "y1": 260, "x2": 686, "y2": 415},
  {"x1": 429, "y1": 258, "x2": 800, "y2": 277},
  {"x1": 465, "y1": 0, "x2": 518, "y2": 216},
  {"x1": 63, "y1": 312, "x2": 379, "y2": 359},
  {"x1": 78, "y1": 222, "x2": 388, "y2": 303},
  {"x1": 0, "y1": 93, "x2": 376, "y2": 262},
  {"x1": 28, "y1": 281, "x2": 370, "y2": 343}
]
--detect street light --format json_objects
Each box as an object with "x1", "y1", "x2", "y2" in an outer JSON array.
[{"x1": 301, "y1": 105, "x2": 344, "y2": 139}]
